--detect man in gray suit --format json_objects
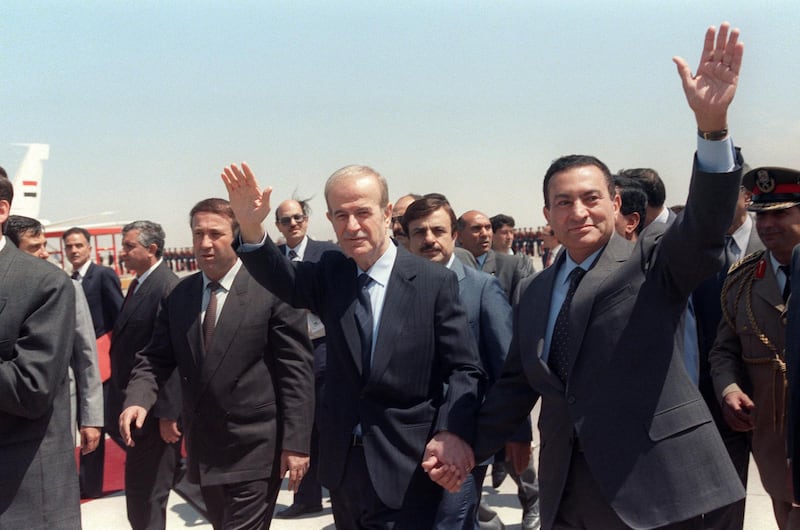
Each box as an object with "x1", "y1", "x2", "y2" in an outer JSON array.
[
  {"x1": 404, "y1": 193, "x2": 537, "y2": 529},
  {"x1": 456, "y1": 209, "x2": 534, "y2": 302},
  {"x1": 5, "y1": 215, "x2": 104, "y2": 458},
  {"x1": 0, "y1": 174, "x2": 80, "y2": 528},
  {"x1": 427, "y1": 22, "x2": 747, "y2": 529}
]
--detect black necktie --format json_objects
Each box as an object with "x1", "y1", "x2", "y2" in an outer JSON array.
[
  {"x1": 123, "y1": 278, "x2": 139, "y2": 307},
  {"x1": 548, "y1": 267, "x2": 586, "y2": 383},
  {"x1": 354, "y1": 274, "x2": 374, "y2": 383},
  {"x1": 203, "y1": 282, "x2": 222, "y2": 350},
  {"x1": 780, "y1": 265, "x2": 792, "y2": 303},
  {"x1": 71, "y1": 271, "x2": 80, "y2": 280},
  {"x1": 288, "y1": 250, "x2": 300, "y2": 262}
]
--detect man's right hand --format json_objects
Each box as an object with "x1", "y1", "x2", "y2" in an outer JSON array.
[
  {"x1": 721, "y1": 390, "x2": 756, "y2": 432},
  {"x1": 119, "y1": 406, "x2": 149, "y2": 447},
  {"x1": 220, "y1": 162, "x2": 273, "y2": 244}
]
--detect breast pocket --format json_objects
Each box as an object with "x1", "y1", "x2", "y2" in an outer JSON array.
[{"x1": 648, "y1": 398, "x2": 712, "y2": 441}]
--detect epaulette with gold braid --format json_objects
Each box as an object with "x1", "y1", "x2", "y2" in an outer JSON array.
[{"x1": 727, "y1": 249, "x2": 765, "y2": 277}]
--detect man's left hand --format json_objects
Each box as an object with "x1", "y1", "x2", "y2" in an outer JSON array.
[
  {"x1": 80, "y1": 426, "x2": 102, "y2": 455},
  {"x1": 280, "y1": 450, "x2": 310, "y2": 493}
]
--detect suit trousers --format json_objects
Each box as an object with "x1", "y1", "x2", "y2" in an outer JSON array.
[
  {"x1": 125, "y1": 414, "x2": 183, "y2": 530},
  {"x1": 554, "y1": 447, "x2": 702, "y2": 530},
  {"x1": 330, "y1": 445, "x2": 442, "y2": 529},
  {"x1": 292, "y1": 376, "x2": 323, "y2": 508},
  {"x1": 433, "y1": 464, "x2": 487, "y2": 529},
  {"x1": 201, "y1": 476, "x2": 281, "y2": 530},
  {"x1": 80, "y1": 380, "x2": 110, "y2": 498}
]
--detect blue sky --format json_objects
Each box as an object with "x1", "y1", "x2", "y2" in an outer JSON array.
[{"x1": 2, "y1": 1, "x2": 798, "y2": 246}]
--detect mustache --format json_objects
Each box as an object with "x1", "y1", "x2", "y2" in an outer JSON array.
[{"x1": 420, "y1": 243, "x2": 440, "y2": 252}]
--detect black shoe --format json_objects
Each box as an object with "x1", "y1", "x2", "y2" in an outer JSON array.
[
  {"x1": 275, "y1": 503, "x2": 324, "y2": 519},
  {"x1": 491, "y1": 462, "x2": 507, "y2": 489}
]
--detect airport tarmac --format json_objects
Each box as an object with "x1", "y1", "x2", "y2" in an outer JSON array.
[{"x1": 81, "y1": 454, "x2": 779, "y2": 530}]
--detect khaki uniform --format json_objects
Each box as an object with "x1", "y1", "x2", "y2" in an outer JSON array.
[{"x1": 709, "y1": 250, "x2": 793, "y2": 511}]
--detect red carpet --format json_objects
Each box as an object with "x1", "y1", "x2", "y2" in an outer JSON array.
[{"x1": 76, "y1": 439, "x2": 127, "y2": 503}]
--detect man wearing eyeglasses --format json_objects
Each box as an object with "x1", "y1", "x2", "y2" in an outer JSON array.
[{"x1": 273, "y1": 198, "x2": 341, "y2": 519}]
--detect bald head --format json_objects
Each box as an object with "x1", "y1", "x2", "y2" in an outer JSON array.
[
  {"x1": 275, "y1": 199, "x2": 309, "y2": 248},
  {"x1": 456, "y1": 210, "x2": 493, "y2": 258}
]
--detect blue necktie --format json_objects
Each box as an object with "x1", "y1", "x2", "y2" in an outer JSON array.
[{"x1": 354, "y1": 274, "x2": 374, "y2": 383}]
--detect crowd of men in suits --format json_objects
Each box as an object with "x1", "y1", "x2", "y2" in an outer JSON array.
[{"x1": 6, "y1": 20, "x2": 800, "y2": 530}]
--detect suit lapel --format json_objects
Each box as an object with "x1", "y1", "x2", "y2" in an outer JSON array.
[
  {"x1": 340, "y1": 272, "x2": 365, "y2": 376},
  {"x1": 199, "y1": 267, "x2": 249, "y2": 385},
  {"x1": 482, "y1": 251, "x2": 497, "y2": 275},
  {"x1": 563, "y1": 236, "x2": 630, "y2": 382},
  {"x1": 519, "y1": 257, "x2": 562, "y2": 391},
  {"x1": 115, "y1": 266, "x2": 162, "y2": 333},
  {"x1": 183, "y1": 274, "x2": 205, "y2": 373},
  {"x1": 369, "y1": 253, "x2": 415, "y2": 383}
]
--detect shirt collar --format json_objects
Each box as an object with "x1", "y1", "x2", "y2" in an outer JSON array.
[
  {"x1": 730, "y1": 214, "x2": 753, "y2": 258},
  {"x1": 445, "y1": 252, "x2": 456, "y2": 270},
  {"x1": 136, "y1": 258, "x2": 163, "y2": 286},
  {"x1": 287, "y1": 235, "x2": 309, "y2": 259},
  {"x1": 559, "y1": 246, "x2": 604, "y2": 284},
  {"x1": 77, "y1": 260, "x2": 92, "y2": 278},
  {"x1": 653, "y1": 206, "x2": 670, "y2": 225},
  {"x1": 359, "y1": 243, "x2": 397, "y2": 288},
  {"x1": 203, "y1": 258, "x2": 242, "y2": 292}
]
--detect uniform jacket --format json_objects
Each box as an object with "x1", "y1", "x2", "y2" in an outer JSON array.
[
  {"x1": 474, "y1": 160, "x2": 746, "y2": 529},
  {"x1": 0, "y1": 243, "x2": 80, "y2": 528},
  {"x1": 124, "y1": 265, "x2": 314, "y2": 486},
  {"x1": 239, "y1": 241, "x2": 486, "y2": 509},
  {"x1": 709, "y1": 250, "x2": 791, "y2": 500}
]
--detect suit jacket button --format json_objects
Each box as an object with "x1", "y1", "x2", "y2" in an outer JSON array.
[{"x1": 567, "y1": 395, "x2": 576, "y2": 404}]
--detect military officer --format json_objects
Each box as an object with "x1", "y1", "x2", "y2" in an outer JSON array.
[{"x1": 709, "y1": 166, "x2": 800, "y2": 529}]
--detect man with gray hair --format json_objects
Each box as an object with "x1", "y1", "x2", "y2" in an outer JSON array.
[{"x1": 109, "y1": 220, "x2": 182, "y2": 529}]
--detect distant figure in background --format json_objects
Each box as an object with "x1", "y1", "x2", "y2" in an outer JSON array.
[
  {"x1": 539, "y1": 224, "x2": 561, "y2": 270},
  {"x1": 0, "y1": 174, "x2": 80, "y2": 528},
  {"x1": 619, "y1": 167, "x2": 674, "y2": 228},
  {"x1": 391, "y1": 193, "x2": 421, "y2": 248},
  {"x1": 5, "y1": 215, "x2": 103, "y2": 459},
  {"x1": 272, "y1": 198, "x2": 342, "y2": 519},
  {"x1": 63, "y1": 225, "x2": 125, "y2": 498},
  {"x1": 491, "y1": 214, "x2": 516, "y2": 255},
  {"x1": 613, "y1": 175, "x2": 647, "y2": 242}
]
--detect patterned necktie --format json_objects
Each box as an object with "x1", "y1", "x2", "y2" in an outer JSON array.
[
  {"x1": 548, "y1": 267, "x2": 586, "y2": 383},
  {"x1": 203, "y1": 282, "x2": 222, "y2": 350},
  {"x1": 354, "y1": 274, "x2": 374, "y2": 383},
  {"x1": 288, "y1": 250, "x2": 300, "y2": 262},
  {"x1": 722, "y1": 235, "x2": 738, "y2": 273},
  {"x1": 780, "y1": 265, "x2": 792, "y2": 303},
  {"x1": 123, "y1": 278, "x2": 139, "y2": 307}
]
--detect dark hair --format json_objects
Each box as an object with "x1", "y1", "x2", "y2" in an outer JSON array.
[
  {"x1": 543, "y1": 155, "x2": 614, "y2": 208},
  {"x1": 190, "y1": 198, "x2": 239, "y2": 233},
  {"x1": 402, "y1": 193, "x2": 458, "y2": 235},
  {"x1": 614, "y1": 175, "x2": 647, "y2": 235},
  {"x1": 618, "y1": 168, "x2": 665, "y2": 208},
  {"x1": 5, "y1": 215, "x2": 43, "y2": 246},
  {"x1": 62, "y1": 226, "x2": 91, "y2": 243},
  {"x1": 0, "y1": 174, "x2": 13, "y2": 204},
  {"x1": 490, "y1": 214, "x2": 515, "y2": 231},
  {"x1": 0, "y1": 166, "x2": 7, "y2": 179},
  {"x1": 123, "y1": 220, "x2": 166, "y2": 258}
]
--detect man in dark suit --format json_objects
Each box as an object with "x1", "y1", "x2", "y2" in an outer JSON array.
[
  {"x1": 618, "y1": 168, "x2": 676, "y2": 228},
  {"x1": 404, "y1": 193, "x2": 538, "y2": 529},
  {"x1": 0, "y1": 175, "x2": 81, "y2": 528},
  {"x1": 692, "y1": 183, "x2": 762, "y2": 529},
  {"x1": 428, "y1": 22, "x2": 747, "y2": 529},
  {"x1": 222, "y1": 164, "x2": 485, "y2": 528},
  {"x1": 63, "y1": 225, "x2": 125, "y2": 497},
  {"x1": 272, "y1": 198, "x2": 341, "y2": 519},
  {"x1": 120, "y1": 198, "x2": 314, "y2": 529},
  {"x1": 456, "y1": 209, "x2": 534, "y2": 303},
  {"x1": 109, "y1": 220, "x2": 182, "y2": 529}
]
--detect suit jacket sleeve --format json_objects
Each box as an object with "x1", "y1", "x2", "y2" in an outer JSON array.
[
  {"x1": 71, "y1": 282, "x2": 104, "y2": 427},
  {"x1": 267, "y1": 297, "x2": 315, "y2": 454},
  {"x1": 479, "y1": 276, "x2": 512, "y2": 383},
  {"x1": 0, "y1": 264, "x2": 76, "y2": 419},
  {"x1": 124, "y1": 297, "x2": 177, "y2": 412},
  {"x1": 433, "y1": 271, "x2": 487, "y2": 443},
  {"x1": 148, "y1": 271, "x2": 182, "y2": 420}
]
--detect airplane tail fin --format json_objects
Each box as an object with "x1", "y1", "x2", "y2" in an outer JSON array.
[{"x1": 10, "y1": 143, "x2": 49, "y2": 219}]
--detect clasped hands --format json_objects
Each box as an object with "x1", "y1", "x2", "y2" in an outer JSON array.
[{"x1": 421, "y1": 431, "x2": 476, "y2": 492}]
